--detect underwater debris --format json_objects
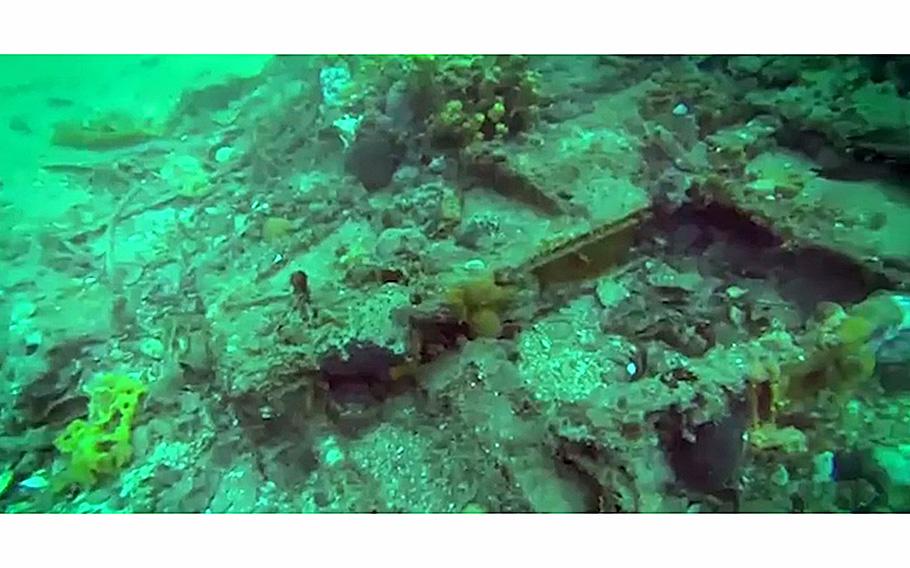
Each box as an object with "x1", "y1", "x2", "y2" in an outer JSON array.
[
  {"x1": 7, "y1": 55, "x2": 910, "y2": 513},
  {"x1": 290, "y1": 270, "x2": 310, "y2": 301},
  {"x1": 319, "y1": 342, "x2": 405, "y2": 397},
  {"x1": 506, "y1": 211, "x2": 648, "y2": 286},
  {"x1": 345, "y1": 129, "x2": 403, "y2": 191},
  {"x1": 660, "y1": 398, "x2": 750, "y2": 494},
  {"x1": 830, "y1": 444, "x2": 910, "y2": 512},
  {"x1": 406, "y1": 310, "x2": 473, "y2": 363},
  {"x1": 317, "y1": 342, "x2": 415, "y2": 435},
  {"x1": 877, "y1": 327, "x2": 910, "y2": 394},
  {"x1": 51, "y1": 112, "x2": 161, "y2": 150}
]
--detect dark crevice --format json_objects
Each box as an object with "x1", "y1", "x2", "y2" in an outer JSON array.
[{"x1": 651, "y1": 201, "x2": 887, "y2": 317}]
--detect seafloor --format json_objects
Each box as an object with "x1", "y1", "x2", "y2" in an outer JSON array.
[{"x1": 1, "y1": 55, "x2": 909, "y2": 513}]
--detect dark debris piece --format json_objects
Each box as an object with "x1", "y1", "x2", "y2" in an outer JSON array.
[
  {"x1": 318, "y1": 342, "x2": 406, "y2": 404},
  {"x1": 345, "y1": 130, "x2": 403, "y2": 191},
  {"x1": 831, "y1": 449, "x2": 888, "y2": 512},
  {"x1": 877, "y1": 331, "x2": 910, "y2": 394},
  {"x1": 659, "y1": 398, "x2": 749, "y2": 494},
  {"x1": 290, "y1": 270, "x2": 310, "y2": 301},
  {"x1": 407, "y1": 311, "x2": 472, "y2": 363}
]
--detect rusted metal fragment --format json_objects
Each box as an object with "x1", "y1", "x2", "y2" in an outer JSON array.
[{"x1": 499, "y1": 211, "x2": 649, "y2": 287}]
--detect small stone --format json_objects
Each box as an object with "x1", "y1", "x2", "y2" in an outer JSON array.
[
  {"x1": 139, "y1": 338, "x2": 165, "y2": 360},
  {"x1": 725, "y1": 286, "x2": 748, "y2": 299},
  {"x1": 770, "y1": 464, "x2": 790, "y2": 487},
  {"x1": 109, "y1": 347, "x2": 129, "y2": 362},
  {"x1": 751, "y1": 178, "x2": 777, "y2": 192},
  {"x1": 233, "y1": 214, "x2": 249, "y2": 236},
  {"x1": 18, "y1": 472, "x2": 49, "y2": 490},
  {"x1": 320, "y1": 437, "x2": 345, "y2": 467},
  {"x1": 812, "y1": 451, "x2": 835, "y2": 482},
  {"x1": 214, "y1": 146, "x2": 234, "y2": 164},
  {"x1": 464, "y1": 259, "x2": 487, "y2": 273},
  {"x1": 595, "y1": 279, "x2": 629, "y2": 310},
  {"x1": 324, "y1": 447, "x2": 344, "y2": 467},
  {"x1": 333, "y1": 114, "x2": 362, "y2": 148},
  {"x1": 729, "y1": 305, "x2": 746, "y2": 326},
  {"x1": 24, "y1": 330, "x2": 43, "y2": 352},
  {"x1": 872, "y1": 444, "x2": 910, "y2": 510},
  {"x1": 392, "y1": 165, "x2": 420, "y2": 185},
  {"x1": 11, "y1": 301, "x2": 37, "y2": 321},
  {"x1": 672, "y1": 103, "x2": 689, "y2": 116},
  {"x1": 749, "y1": 424, "x2": 808, "y2": 453},
  {"x1": 428, "y1": 156, "x2": 446, "y2": 174},
  {"x1": 873, "y1": 445, "x2": 910, "y2": 486},
  {"x1": 893, "y1": 294, "x2": 910, "y2": 328}
]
